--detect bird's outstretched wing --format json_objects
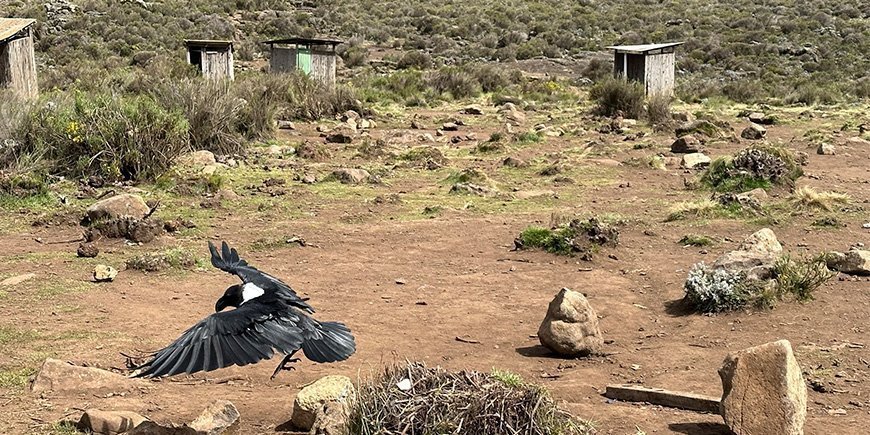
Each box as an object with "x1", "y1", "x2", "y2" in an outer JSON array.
[
  {"x1": 133, "y1": 301, "x2": 305, "y2": 378},
  {"x1": 209, "y1": 240, "x2": 315, "y2": 313}
]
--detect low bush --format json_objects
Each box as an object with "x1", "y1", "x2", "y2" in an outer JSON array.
[
  {"x1": 349, "y1": 362, "x2": 594, "y2": 435},
  {"x1": 788, "y1": 187, "x2": 850, "y2": 212},
  {"x1": 646, "y1": 94, "x2": 673, "y2": 128},
  {"x1": 701, "y1": 145, "x2": 803, "y2": 193},
  {"x1": 23, "y1": 92, "x2": 189, "y2": 181},
  {"x1": 515, "y1": 217, "x2": 619, "y2": 259},
  {"x1": 589, "y1": 77, "x2": 645, "y2": 118},
  {"x1": 772, "y1": 255, "x2": 835, "y2": 302},
  {"x1": 684, "y1": 263, "x2": 749, "y2": 313}
]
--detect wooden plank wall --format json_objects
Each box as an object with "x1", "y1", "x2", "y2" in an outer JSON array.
[
  {"x1": 0, "y1": 32, "x2": 38, "y2": 99},
  {"x1": 644, "y1": 53, "x2": 675, "y2": 96},
  {"x1": 270, "y1": 47, "x2": 297, "y2": 73},
  {"x1": 201, "y1": 49, "x2": 234, "y2": 81},
  {"x1": 311, "y1": 49, "x2": 336, "y2": 85}
]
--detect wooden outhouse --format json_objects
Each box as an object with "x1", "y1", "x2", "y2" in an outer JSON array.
[
  {"x1": 184, "y1": 40, "x2": 234, "y2": 81},
  {"x1": 264, "y1": 37, "x2": 342, "y2": 85},
  {"x1": 0, "y1": 18, "x2": 38, "y2": 99},
  {"x1": 608, "y1": 42, "x2": 683, "y2": 96}
]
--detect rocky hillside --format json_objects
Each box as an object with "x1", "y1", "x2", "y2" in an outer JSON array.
[{"x1": 3, "y1": 0, "x2": 870, "y2": 102}]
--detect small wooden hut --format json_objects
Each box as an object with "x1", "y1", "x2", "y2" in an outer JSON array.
[
  {"x1": 264, "y1": 37, "x2": 342, "y2": 85},
  {"x1": 184, "y1": 40, "x2": 234, "y2": 81},
  {"x1": 0, "y1": 18, "x2": 38, "y2": 99},
  {"x1": 607, "y1": 42, "x2": 683, "y2": 96}
]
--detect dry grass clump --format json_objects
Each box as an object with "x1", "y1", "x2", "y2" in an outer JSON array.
[
  {"x1": 788, "y1": 187, "x2": 851, "y2": 211},
  {"x1": 666, "y1": 199, "x2": 729, "y2": 221},
  {"x1": 349, "y1": 362, "x2": 594, "y2": 435}
]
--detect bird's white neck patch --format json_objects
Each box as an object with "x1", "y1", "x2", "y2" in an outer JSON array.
[{"x1": 241, "y1": 283, "x2": 265, "y2": 304}]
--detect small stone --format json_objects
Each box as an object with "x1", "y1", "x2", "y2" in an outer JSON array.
[
  {"x1": 77, "y1": 409, "x2": 147, "y2": 435},
  {"x1": 277, "y1": 120, "x2": 296, "y2": 130},
  {"x1": 442, "y1": 122, "x2": 459, "y2": 131},
  {"x1": 410, "y1": 120, "x2": 426, "y2": 130},
  {"x1": 741, "y1": 123, "x2": 766, "y2": 140},
  {"x1": 680, "y1": 152, "x2": 712, "y2": 169},
  {"x1": 537, "y1": 288, "x2": 603, "y2": 356},
  {"x1": 502, "y1": 156, "x2": 528, "y2": 168},
  {"x1": 449, "y1": 183, "x2": 492, "y2": 196},
  {"x1": 738, "y1": 228, "x2": 782, "y2": 255},
  {"x1": 0, "y1": 273, "x2": 36, "y2": 286},
  {"x1": 188, "y1": 400, "x2": 240, "y2": 435},
  {"x1": 94, "y1": 264, "x2": 118, "y2": 282},
  {"x1": 291, "y1": 375, "x2": 355, "y2": 431},
  {"x1": 302, "y1": 174, "x2": 317, "y2": 184},
  {"x1": 460, "y1": 105, "x2": 484, "y2": 115},
  {"x1": 671, "y1": 135, "x2": 702, "y2": 153},
  {"x1": 78, "y1": 242, "x2": 99, "y2": 258},
  {"x1": 817, "y1": 143, "x2": 835, "y2": 155},
  {"x1": 325, "y1": 127, "x2": 355, "y2": 144},
  {"x1": 748, "y1": 112, "x2": 776, "y2": 125},
  {"x1": 719, "y1": 340, "x2": 807, "y2": 435}
]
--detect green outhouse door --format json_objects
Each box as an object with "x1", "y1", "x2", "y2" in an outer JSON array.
[{"x1": 297, "y1": 48, "x2": 312, "y2": 75}]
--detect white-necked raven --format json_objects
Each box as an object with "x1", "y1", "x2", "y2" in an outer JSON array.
[{"x1": 132, "y1": 241, "x2": 356, "y2": 379}]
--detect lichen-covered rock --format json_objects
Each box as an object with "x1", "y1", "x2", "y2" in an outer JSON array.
[
  {"x1": 719, "y1": 340, "x2": 807, "y2": 435},
  {"x1": 537, "y1": 288, "x2": 603, "y2": 356},
  {"x1": 291, "y1": 375, "x2": 355, "y2": 431},
  {"x1": 740, "y1": 123, "x2": 766, "y2": 140}
]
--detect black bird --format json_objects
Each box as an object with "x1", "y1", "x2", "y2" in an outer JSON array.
[{"x1": 132, "y1": 241, "x2": 356, "y2": 379}]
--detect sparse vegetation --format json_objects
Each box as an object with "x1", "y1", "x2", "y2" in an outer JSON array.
[
  {"x1": 679, "y1": 234, "x2": 715, "y2": 247},
  {"x1": 349, "y1": 362, "x2": 594, "y2": 435},
  {"x1": 772, "y1": 255, "x2": 835, "y2": 303},
  {"x1": 701, "y1": 145, "x2": 803, "y2": 193},
  {"x1": 789, "y1": 187, "x2": 851, "y2": 212},
  {"x1": 126, "y1": 248, "x2": 202, "y2": 272},
  {"x1": 515, "y1": 217, "x2": 619, "y2": 259}
]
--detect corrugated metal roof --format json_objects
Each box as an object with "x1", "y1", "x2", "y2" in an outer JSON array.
[
  {"x1": 0, "y1": 18, "x2": 36, "y2": 44},
  {"x1": 184, "y1": 39, "x2": 233, "y2": 49},
  {"x1": 263, "y1": 37, "x2": 343, "y2": 46},
  {"x1": 607, "y1": 42, "x2": 683, "y2": 54}
]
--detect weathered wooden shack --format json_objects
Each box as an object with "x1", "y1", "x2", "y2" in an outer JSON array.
[
  {"x1": 608, "y1": 42, "x2": 683, "y2": 96},
  {"x1": 0, "y1": 18, "x2": 38, "y2": 99},
  {"x1": 184, "y1": 40, "x2": 234, "y2": 81},
  {"x1": 264, "y1": 37, "x2": 342, "y2": 85}
]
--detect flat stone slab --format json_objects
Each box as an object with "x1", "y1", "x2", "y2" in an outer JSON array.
[{"x1": 605, "y1": 384, "x2": 720, "y2": 413}]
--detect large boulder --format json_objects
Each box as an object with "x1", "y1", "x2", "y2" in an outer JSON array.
[
  {"x1": 177, "y1": 150, "x2": 216, "y2": 167},
  {"x1": 680, "y1": 152, "x2": 711, "y2": 169},
  {"x1": 671, "y1": 135, "x2": 702, "y2": 153},
  {"x1": 741, "y1": 123, "x2": 766, "y2": 140},
  {"x1": 291, "y1": 375, "x2": 356, "y2": 431},
  {"x1": 30, "y1": 358, "x2": 134, "y2": 393},
  {"x1": 719, "y1": 340, "x2": 807, "y2": 435},
  {"x1": 826, "y1": 249, "x2": 870, "y2": 276},
  {"x1": 713, "y1": 228, "x2": 782, "y2": 280},
  {"x1": 77, "y1": 409, "x2": 147, "y2": 435},
  {"x1": 86, "y1": 194, "x2": 150, "y2": 222},
  {"x1": 189, "y1": 400, "x2": 240, "y2": 435},
  {"x1": 537, "y1": 288, "x2": 603, "y2": 357}
]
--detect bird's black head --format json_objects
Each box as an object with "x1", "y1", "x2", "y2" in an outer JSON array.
[{"x1": 215, "y1": 284, "x2": 243, "y2": 312}]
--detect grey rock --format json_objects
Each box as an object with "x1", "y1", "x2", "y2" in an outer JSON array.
[
  {"x1": 30, "y1": 358, "x2": 136, "y2": 393},
  {"x1": 826, "y1": 249, "x2": 870, "y2": 275},
  {"x1": 189, "y1": 400, "x2": 240, "y2": 435},
  {"x1": 680, "y1": 152, "x2": 712, "y2": 169},
  {"x1": 93, "y1": 264, "x2": 118, "y2": 282},
  {"x1": 331, "y1": 169, "x2": 370, "y2": 184},
  {"x1": 817, "y1": 143, "x2": 835, "y2": 155}
]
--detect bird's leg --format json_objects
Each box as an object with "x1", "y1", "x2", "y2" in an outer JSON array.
[{"x1": 270, "y1": 350, "x2": 301, "y2": 380}]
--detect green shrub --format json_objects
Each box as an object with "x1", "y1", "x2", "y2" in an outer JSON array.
[
  {"x1": 23, "y1": 91, "x2": 189, "y2": 181},
  {"x1": 396, "y1": 51, "x2": 433, "y2": 70},
  {"x1": 772, "y1": 255, "x2": 834, "y2": 302},
  {"x1": 515, "y1": 218, "x2": 619, "y2": 258},
  {"x1": 590, "y1": 78, "x2": 645, "y2": 118},
  {"x1": 430, "y1": 67, "x2": 480, "y2": 99},
  {"x1": 581, "y1": 58, "x2": 612, "y2": 82}
]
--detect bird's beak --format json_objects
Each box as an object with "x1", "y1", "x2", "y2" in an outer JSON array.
[{"x1": 215, "y1": 296, "x2": 230, "y2": 313}]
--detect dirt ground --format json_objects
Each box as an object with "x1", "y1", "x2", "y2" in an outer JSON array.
[{"x1": 1, "y1": 98, "x2": 869, "y2": 434}]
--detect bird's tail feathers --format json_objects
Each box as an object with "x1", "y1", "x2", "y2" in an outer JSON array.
[{"x1": 302, "y1": 321, "x2": 356, "y2": 363}]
